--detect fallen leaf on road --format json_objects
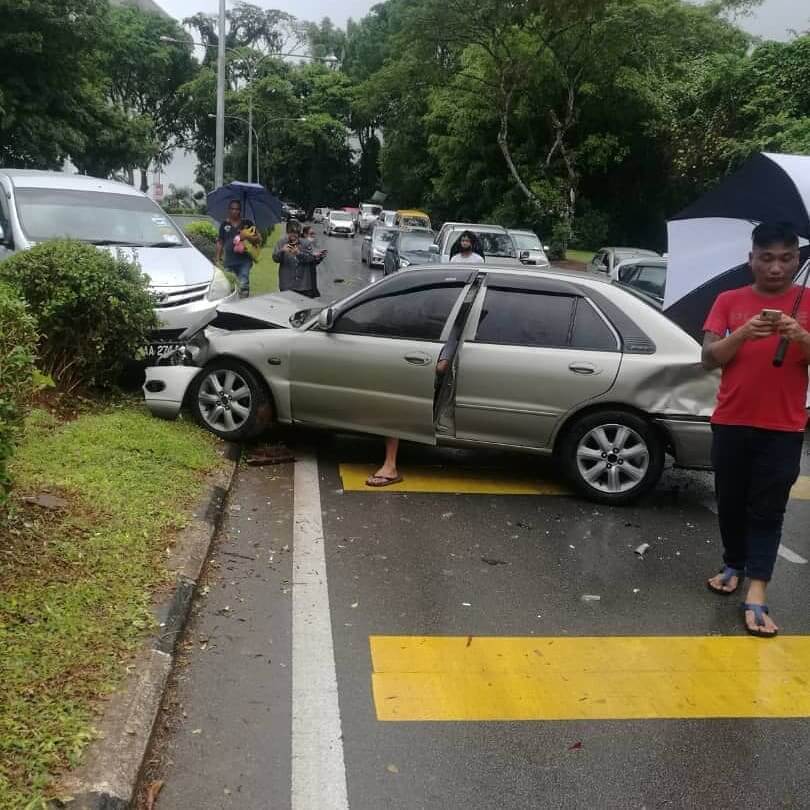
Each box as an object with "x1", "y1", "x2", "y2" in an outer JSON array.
[
  {"x1": 191, "y1": 728, "x2": 202, "y2": 735},
  {"x1": 387, "y1": 764, "x2": 399, "y2": 773},
  {"x1": 145, "y1": 780, "x2": 164, "y2": 810}
]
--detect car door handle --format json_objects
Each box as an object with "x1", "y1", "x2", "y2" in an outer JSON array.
[
  {"x1": 569, "y1": 361, "x2": 598, "y2": 374},
  {"x1": 404, "y1": 352, "x2": 431, "y2": 365}
]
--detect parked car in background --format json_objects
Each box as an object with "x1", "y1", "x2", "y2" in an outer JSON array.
[
  {"x1": 312, "y1": 207, "x2": 329, "y2": 223},
  {"x1": 613, "y1": 257, "x2": 667, "y2": 307},
  {"x1": 433, "y1": 224, "x2": 519, "y2": 264},
  {"x1": 282, "y1": 201, "x2": 307, "y2": 222},
  {"x1": 358, "y1": 203, "x2": 383, "y2": 233},
  {"x1": 383, "y1": 228, "x2": 436, "y2": 274},
  {"x1": 509, "y1": 229, "x2": 550, "y2": 268},
  {"x1": 0, "y1": 169, "x2": 237, "y2": 362},
  {"x1": 143, "y1": 266, "x2": 718, "y2": 505},
  {"x1": 588, "y1": 246, "x2": 660, "y2": 277},
  {"x1": 325, "y1": 210, "x2": 356, "y2": 237},
  {"x1": 362, "y1": 225, "x2": 398, "y2": 267},
  {"x1": 395, "y1": 209, "x2": 432, "y2": 230},
  {"x1": 380, "y1": 209, "x2": 397, "y2": 227}
]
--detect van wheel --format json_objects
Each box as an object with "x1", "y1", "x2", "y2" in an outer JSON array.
[
  {"x1": 189, "y1": 359, "x2": 271, "y2": 441},
  {"x1": 558, "y1": 410, "x2": 664, "y2": 505}
]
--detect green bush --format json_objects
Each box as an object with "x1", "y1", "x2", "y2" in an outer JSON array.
[
  {"x1": 0, "y1": 240, "x2": 158, "y2": 392},
  {"x1": 184, "y1": 221, "x2": 218, "y2": 262},
  {"x1": 0, "y1": 283, "x2": 38, "y2": 507}
]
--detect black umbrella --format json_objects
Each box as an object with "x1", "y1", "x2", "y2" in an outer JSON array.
[
  {"x1": 207, "y1": 181, "x2": 284, "y2": 231},
  {"x1": 665, "y1": 152, "x2": 810, "y2": 340}
]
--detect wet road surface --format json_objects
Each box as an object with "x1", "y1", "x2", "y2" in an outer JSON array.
[{"x1": 141, "y1": 230, "x2": 810, "y2": 809}]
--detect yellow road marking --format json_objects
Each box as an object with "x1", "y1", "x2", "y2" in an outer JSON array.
[
  {"x1": 339, "y1": 464, "x2": 568, "y2": 495},
  {"x1": 791, "y1": 476, "x2": 810, "y2": 500},
  {"x1": 370, "y1": 635, "x2": 810, "y2": 721},
  {"x1": 342, "y1": 464, "x2": 810, "y2": 501}
]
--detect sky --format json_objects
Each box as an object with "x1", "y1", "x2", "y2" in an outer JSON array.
[{"x1": 153, "y1": 0, "x2": 810, "y2": 190}]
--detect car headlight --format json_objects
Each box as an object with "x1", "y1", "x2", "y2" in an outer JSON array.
[
  {"x1": 373, "y1": 248, "x2": 384, "y2": 257},
  {"x1": 207, "y1": 267, "x2": 234, "y2": 301}
]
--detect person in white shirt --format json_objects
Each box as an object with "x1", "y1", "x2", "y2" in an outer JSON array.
[{"x1": 450, "y1": 231, "x2": 484, "y2": 263}]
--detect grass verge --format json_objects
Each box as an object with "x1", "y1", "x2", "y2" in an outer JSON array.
[
  {"x1": 0, "y1": 405, "x2": 226, "y2": 808},
  {"x1": 565, "y1": 249, "x2": 595, "y2": 264},
  {"x1": 251, "y1": 223, "x2": 283, "y2": 296}
]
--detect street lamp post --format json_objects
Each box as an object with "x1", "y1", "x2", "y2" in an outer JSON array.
[{"x1": 215, "y1": 0, "x2": 226, "y2": 188}]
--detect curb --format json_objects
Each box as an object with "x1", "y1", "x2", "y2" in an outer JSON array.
[{"x1": 50, "y1": 441, "x2": 242, "y2": 810}]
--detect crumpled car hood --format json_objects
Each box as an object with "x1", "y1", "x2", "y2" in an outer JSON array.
[{"x1": 216, "y1": 290, "x2": 323, "y2": 328}]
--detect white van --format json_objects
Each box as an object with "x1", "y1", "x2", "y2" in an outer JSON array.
[{"x1": 0, "y1": 170, "x2": 237, "y2": 360}]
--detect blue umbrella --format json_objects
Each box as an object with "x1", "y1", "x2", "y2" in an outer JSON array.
[{"x1": 207, "y1": 182, "x2": 284, "y2": 231}]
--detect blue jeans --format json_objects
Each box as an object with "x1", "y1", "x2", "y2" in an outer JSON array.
[
  {"x1": 712, "y1": 425, "x2": 803, "y2": 581},
  {"x1": 226, "y1": 257, "x2": 253, "y2": 293}
]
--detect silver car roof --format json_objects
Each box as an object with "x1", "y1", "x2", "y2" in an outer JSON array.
[{"x1": 0, "y1": 168, "x2": 146, "y2": 196}]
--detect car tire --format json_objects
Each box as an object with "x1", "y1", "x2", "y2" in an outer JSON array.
[
  {"x1": 189, "y1": 359, "x2": 272, "y2": 442},
  {"x1": 557, "y1": 409, "x2": 664, "y2": 505}
]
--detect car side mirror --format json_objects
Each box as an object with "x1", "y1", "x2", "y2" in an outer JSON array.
[
  {"x1": 519, "y1": 250, "x2": 530, "y2": 262},
  {"x1": 318, "y1": 307, "x2": 335, "y2": 330},
  {"x1": 429, "y1": 244, "x2": 439, "y2": 254}
]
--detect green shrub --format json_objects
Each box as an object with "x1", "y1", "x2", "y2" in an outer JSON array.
[
  {"x1": 0, "y1": 240, "x2": 158, "y2": 392},
  {"x1": 0, "y1": 283, "x2": 38, "y2": 506},
  {"x1": 184, "y1": 221, "x2": 218, "y2": 262},
  {"x1": 184, "y1": 220, "x2": 218, "y2": 240}
]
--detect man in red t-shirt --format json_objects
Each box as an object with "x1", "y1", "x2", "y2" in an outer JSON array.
[{"x1": 702, "y1": 222, "x2": 810, "y2": 637}]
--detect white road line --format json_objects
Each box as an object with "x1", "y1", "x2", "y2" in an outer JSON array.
[
  {"x1": 291, "y1": 454, "x2": 350, "y2": 810},
  {"x1": 701, "y1": 498, "x2": 807, "y2": 564}
]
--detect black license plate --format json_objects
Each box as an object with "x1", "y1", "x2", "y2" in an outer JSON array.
[{"x1": 143, "y1": 342, "x2": 182, "y2": 363}]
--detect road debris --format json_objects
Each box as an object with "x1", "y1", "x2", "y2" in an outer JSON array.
[
  {"x1": 580, "y1": 594, "x2": 601, "y2": 603},
  {"x1": 568, "y1": 741, "x2": 583, "y2": 751},
  {"x1": 634, "y1": 542, "x2": 651, "y2": 557},
  {"x1": 387, "y1": 764, "x2": 400, "y2": 773},
  {"x1": 481, "y1": 557, "x2": 508, "y2": 566},
  {"x1": 145, "y1": 780, "x2": 164, "y2": 810}
]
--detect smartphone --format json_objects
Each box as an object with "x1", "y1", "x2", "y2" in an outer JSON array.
[{"x1": 761, "y1": 308, "x2": 782, "y2": 322}]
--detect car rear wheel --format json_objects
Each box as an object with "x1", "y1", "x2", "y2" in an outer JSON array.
[
  {"x1": 189, "y1": 360, "x2": 271, "y2": 441},
  {"x1": 558, "y1": 410, "x2": 664, "y2": 505}
]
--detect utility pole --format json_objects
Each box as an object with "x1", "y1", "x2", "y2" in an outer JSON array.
[{"x1": 214, "y1": 0, "x2": 226, "y2": 188}]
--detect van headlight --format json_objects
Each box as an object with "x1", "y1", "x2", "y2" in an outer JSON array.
[{"x1": 207, "y1": 267, "x2": 234, "y2": 301}]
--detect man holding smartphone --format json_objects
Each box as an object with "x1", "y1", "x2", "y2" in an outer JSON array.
[{"x1": 702, "y1": 222, "x2": 810, "y2": 637}]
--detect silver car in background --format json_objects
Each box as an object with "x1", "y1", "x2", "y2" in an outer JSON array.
[
  {"x1": 589, "y1": 246, "x2": 661, "y2": 277},
  {"x1": 143, "y1": 266, "x2": 717, "y2": 505},
  {"x1": 509, "y1": 229, "x2": 550, "y2": 268},
  {"x1": 0, "y1": 169, "x2": 236, "y2": 361},
  {"x1": 432, "y1": 224, "x2": 520, "y2": 264},
  {"x1": 361, "y1": 225, "x2": 398, "y2": 267},
  {"x1": 325, "y1": 210, "x2": 356, "y2": 237},
  {"x1": 358, "y1": 203, "x2": 383, "y2": 233}
]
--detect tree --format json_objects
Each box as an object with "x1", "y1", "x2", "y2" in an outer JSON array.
[
  {"x1": 99, "y1": 6, "x2": 199, "y2": 191},
  {"x1": 0, "y1": 0, "x2": 113, "y2": 167}
]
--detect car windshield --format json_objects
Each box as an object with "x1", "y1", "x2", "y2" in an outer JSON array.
[
  {"x1": 362, "y1": 205, "x2": 382, "y2": 215},
  {"x1": 511, "y1": 232, "x2": 542, "y2": 251},
  {"x1": 450, "y1": 231, "x2": 515, "y2": 258},
  {"x1": 331, "y1": 212, "x2": 352, "y2": 221},
  {"x1": 401, "y1": 216, "x2": 429, "y2": 228},
  {"x1": 373, "y1": 228, "x2": 397, "y2": 244},
  {"x1": 401, "y1": 232, "x2": 434, "y2": 252},
  {"x1": 14, "y1": 188, "x2": 185, "y2": 246}
]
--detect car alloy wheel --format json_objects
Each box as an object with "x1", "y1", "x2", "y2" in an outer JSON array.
[
  {"x1": 189, "y1": 359, "x2": 272, "y2": 441},
  {"x1": 198, "y1": 368, "x2": 252, "y2": 433},
  {"x1": 559, "y1": 409, "x2": 664, "y2": 505},
  {"x1": 575, "y1": 424, "x2": 649, "y2": 494}
]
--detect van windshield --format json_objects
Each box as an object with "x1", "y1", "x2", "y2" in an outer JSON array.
[{"x1": 14, "y1": 188, "x2": 185, "y2": 247}]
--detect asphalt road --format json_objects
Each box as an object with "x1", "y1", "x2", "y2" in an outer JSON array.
[{"x1": 140, "y1": 232, "x2": 810, "y2": 810}]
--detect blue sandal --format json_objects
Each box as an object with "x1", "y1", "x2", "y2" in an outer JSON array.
[
  {"x1": 707, "y1": 566, "x2": 744, "y2": 596},
  {"x1": 742, "y1": 603, "x2": 778, "y2": 638}
]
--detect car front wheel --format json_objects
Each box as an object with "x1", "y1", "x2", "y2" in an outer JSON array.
[
  {"x1": 189, "y1": 360, "x2": 271, "y2": 441},
  {"x1": 558, "y1": 410, "x2": 664, "y2": 505}
]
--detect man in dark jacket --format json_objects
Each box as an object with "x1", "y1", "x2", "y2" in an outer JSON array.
[{"x1": 273, "y1": 221, "x2": 322, "y2": 298}]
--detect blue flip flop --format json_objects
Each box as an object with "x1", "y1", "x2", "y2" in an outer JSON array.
[
  {"x1": 707, "y1": 566, "x2": 744, "y2": 596},
  {"x1": 742, "y1": 603, "x2": 778, "y2": 638}
]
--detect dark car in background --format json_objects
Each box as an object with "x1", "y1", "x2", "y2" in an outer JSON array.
[{"x1": 383, "y1": 229, "x2": 436, "y2": 275}]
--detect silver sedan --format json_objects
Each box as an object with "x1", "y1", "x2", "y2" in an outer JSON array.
[{"x1": 143, "y1": 266, "x2": 718, "y2": 505}]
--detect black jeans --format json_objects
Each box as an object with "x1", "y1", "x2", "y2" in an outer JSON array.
[{"x1": 712, "y1": 425, "x2": 803, "y2": 581}]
